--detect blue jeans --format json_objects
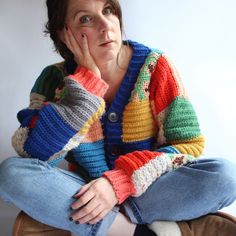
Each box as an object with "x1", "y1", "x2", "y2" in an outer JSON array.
[{"x1": 0, "y1": 157, "x2": 236, "y2": 236}]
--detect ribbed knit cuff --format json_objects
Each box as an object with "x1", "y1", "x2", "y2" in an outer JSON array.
[
  {"x1": 70, "y1": 66, "x2": 108, "y2": 97},
  {"x1": 103, "y1": 169, "x2": 136, "y2": 204}
]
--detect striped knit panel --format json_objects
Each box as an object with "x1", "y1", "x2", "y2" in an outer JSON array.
[
  {"x1": 150, "y1": 55, "x2": 205, "y2": 156},
  {"x1": 12, "y1": 64, "x2": 107, "y2": 164},
  {"x1": 67, "y1": 67, "x2": 110, "y2": 177},
  {"x1": 71, "y1": 120, "x2": 109, "y2": 177},
  {"x1": 122, "y1": 51, "x2": 162, "y2": 151},
  {"x1": 12, "y1": 64, "x2": 66, "y2": 158},
  {"x1": 22, "y1": 78, "x2": 105, "y2": 162}
]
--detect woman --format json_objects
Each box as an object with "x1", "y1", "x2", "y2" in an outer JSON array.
[{"x1": 0, "y1": 0, "x2": 236, "y2": 235}]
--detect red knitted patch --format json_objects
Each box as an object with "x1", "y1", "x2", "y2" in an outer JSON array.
[
  {"x1": 28, "y1": 115, "x2": 39, "y2": 129},
  {"x1": 115, "y1": 150, "x2": 159, "y2": 176},
  {"x1": 150, "y1": 55, "x2": 179, "y2": 115}
]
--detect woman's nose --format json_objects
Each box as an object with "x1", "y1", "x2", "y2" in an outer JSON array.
[{"x1": 98, "y1": 16, "x2": 112, "y2": 33}]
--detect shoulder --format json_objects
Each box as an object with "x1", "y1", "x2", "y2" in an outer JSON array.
[{"x1": 30, "y1": 61, "x2": 68, "y2": 101}]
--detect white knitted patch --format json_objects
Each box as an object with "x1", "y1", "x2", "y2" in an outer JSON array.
[
  {"x1": 11, "y1": 127, "x2": 29, "y2": 157},
  {"x1": 48, "y1": 133, "x2": 85, "y2": 162},
  {"x1": 131, "y1": 155, "x2": 172, "y2": 197}
]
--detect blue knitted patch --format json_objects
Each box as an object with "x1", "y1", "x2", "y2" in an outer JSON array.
[
  {"x1": 72, "y1": 140, "x2": 109, "y2": 177},
  {"x1": 24, "y1": 104, "x2": 77, "y2": 161},
  {"x1": 156, "y1": 146, "x2": 180, "y2": 154}
]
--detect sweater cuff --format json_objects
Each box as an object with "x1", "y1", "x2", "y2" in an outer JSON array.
[
  {"x1": 103, "y1": 169, "x2": 136, "y2": 204},
  {"x1": 69, "y1": 66, "x2": 109, "y2": 97}
]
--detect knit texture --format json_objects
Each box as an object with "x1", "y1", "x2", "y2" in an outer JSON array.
[
  {"x1": 12, "y1": 40, "x2": 205, "y2": 199},
  {"x1": 103, "y1": 151, "x2": 194, "y2": 204},
  {"x1": 12, "y1": 66, "x2": 107, "y2": 172}
]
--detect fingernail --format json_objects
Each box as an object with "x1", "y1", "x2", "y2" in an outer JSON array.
[{"x1": 69, "y1": 217, "x2": 73, "y2": 222}]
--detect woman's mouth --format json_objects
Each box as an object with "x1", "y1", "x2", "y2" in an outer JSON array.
[{"x1": 99, "y1": 41, "x2": 115, "y2": 47}]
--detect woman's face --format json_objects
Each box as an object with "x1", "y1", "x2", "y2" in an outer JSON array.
[{"x1": 65, "y1": 0, "x2": 122, "y2": 64}]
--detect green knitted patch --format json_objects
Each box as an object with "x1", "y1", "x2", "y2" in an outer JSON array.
[
  {"x1": 164, "y1": 96, "x2": 201, "y2": 141},
  {"x1": 31, "y1": 63, "x2": 65, "y2": 101},
  {"x1": 130, "y1": 51, "x2": 161, "y2": 102}
]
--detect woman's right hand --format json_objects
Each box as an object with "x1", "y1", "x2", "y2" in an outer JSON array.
[{"x1": 64, "y1": 27, "x2": 101, "y2": 78}]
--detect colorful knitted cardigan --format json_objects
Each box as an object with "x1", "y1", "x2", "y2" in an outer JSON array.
[{"x1": 12, "y1": 41, "x2": 205, "y2": 204}]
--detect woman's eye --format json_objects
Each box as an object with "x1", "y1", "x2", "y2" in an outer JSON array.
[
  {"x1": 102, "y1": 6, "x2": 114, "y2": 15},
  {"x1": 79, "y1": 15, "x2": 92, "y2": 24}
]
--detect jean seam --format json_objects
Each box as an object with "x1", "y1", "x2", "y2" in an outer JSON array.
[
  {"x1": 89, "y1": 221, "x2": 102, "y2": 236},
  {"x1": 127, "y1": 198, "x2": 143, "y2": 224}
]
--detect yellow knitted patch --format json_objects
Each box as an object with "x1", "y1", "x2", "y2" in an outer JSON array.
[
  {"x1": 122, "y1": 100, "x2": 156, "y2": 142},
  {"x1": 172, "y1": 135, "x2": 205, "y2": 157},
  {"x1": 78, "y1": 99, "x2": 105, "y2": 136}
]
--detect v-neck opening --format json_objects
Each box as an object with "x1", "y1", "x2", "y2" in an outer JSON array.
[{"x1": 106, "y1": 40, "x2": 151, "y2": 114}]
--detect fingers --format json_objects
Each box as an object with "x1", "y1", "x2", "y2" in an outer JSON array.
[
  {"x1": 71, "y1": 183, "x2": 95, "y2": 210},
  {"x1": 64, "y1": 26, "x2": 83, "y2": 64},
  {"x1": 69, "y1": 178, "x2": 117, "y2": 225},
  {"x1": 88, "y1": 209, "x2": 110, "y2": 224},
  {"x1": 71, "y1": 199, "x2": 102, "y2": 224},
  {"x1": 80, "y1": 34, "x2": 90, "y2": 57}
]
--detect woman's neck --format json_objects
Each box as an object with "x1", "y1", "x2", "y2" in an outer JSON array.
[
  {"x1": 99, "y1": 44, "x2": 133, "y2": 105},
  {"x1": 99, "y1": 44, "x2": 133, "y2": 84}
]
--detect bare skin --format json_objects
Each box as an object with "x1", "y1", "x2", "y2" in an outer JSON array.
[{"x1": 61, "y1": 0, "x2": 136, "y2": 234}]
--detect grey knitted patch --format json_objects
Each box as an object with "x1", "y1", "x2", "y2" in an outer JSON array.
[{"x1": 52, "y1": 78, "x2": 103, "y2": 131}]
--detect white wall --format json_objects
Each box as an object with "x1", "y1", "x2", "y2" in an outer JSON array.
[{"x1": 0, "y1": 0, "x2": 235, "y2": 234}]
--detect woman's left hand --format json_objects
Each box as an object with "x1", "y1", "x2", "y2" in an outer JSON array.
[{"x1": 70, "y1": 177, "x2": 118, "y2": 224}]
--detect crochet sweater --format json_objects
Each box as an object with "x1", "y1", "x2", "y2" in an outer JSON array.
[{"x1": 12, "y1": 41, "x2": 205, "y2": 204}]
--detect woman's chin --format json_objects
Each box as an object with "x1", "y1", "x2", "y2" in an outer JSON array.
[{"x1": 95, "y1": 51, "x2": 119, "y2": 65}]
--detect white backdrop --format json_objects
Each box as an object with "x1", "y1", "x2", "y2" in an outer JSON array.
[{"x1": 0, "y1": 0, "x2": 235, "y2": 235}]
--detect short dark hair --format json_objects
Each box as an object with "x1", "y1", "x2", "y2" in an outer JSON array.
[{"x1": 45, "y1": 0, "x2": 123, "y2": 61}]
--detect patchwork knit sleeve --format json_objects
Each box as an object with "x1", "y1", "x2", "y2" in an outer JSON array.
[
  {"x1": 103, "y1": 53, "x2": 205, "y2": 204},
  {"x1": 103, "y1": 151, "x2": 194, "y2": 204},
  {"x1": 12, "y1": 65, "x2": 108, "y2": 166},
  {"x1": 149, "y1": 54, "x2": 205, "y2": 156}
]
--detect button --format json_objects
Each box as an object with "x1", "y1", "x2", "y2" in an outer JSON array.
[
  {"x1": 110, "y1": 145, "x2": 122, "y2": 156},
  {"x1": 108, "y1": 112, "x2": 118, "y2": 123}
]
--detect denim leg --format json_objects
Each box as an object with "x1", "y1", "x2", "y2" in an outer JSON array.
[
  {"x1": 122, "y1": 158, "x2": 236, "y2": 224},
  {"x1": 0, "y1": 157, "x2": 119, "y2": 236}
]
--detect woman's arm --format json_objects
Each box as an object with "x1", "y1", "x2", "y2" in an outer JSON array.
[
  {"x1": 150, "y1": 54, "x2": 205, "y2": 156},
  {"x1": 12, "y1": 64, "x2": 108, "y2": 165},
  {"x1": 102, "y1": 53, "x2": 205, "y2": 204}
]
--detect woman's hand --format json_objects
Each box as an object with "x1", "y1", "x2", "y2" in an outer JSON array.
[
  {"x1": 64, "y1": 26, "x2": 101, "y2": 78},
  {"x1": 70, "y1": 177, "x2": 118, "y2": 224}
]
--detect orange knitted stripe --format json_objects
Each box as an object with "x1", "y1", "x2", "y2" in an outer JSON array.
[
  {"x1": 82, "y1": 120, "x2": 104, "y2": 143},
  {"x1": 70, "y1": 66, "x2": 108, "y2": 97},
  {"x1": 150, "y1": 55, "x2": 179, "y2": 115},
  {"x1": 115, "y1": 150, "x2": 159, "y2": 176}
]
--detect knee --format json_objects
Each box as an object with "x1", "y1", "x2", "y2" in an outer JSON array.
[
  {"x1": 0, "y1": 157, "x2": 22, "y2": 186},
  {"x1": 212, "y1": 158, "x2": 236, "y2": 198}
]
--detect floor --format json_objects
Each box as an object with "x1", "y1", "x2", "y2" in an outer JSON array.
[
  {"x1": 1, "y1": 199, "x2": 235, "y2": 235},
  {"x1": 0, "y1": 200, "x2": 20, "y2": 235}
]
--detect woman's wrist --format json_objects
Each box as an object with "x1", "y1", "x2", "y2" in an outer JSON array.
[{"x1": 102, "y1": 169, "x2": 136, "y2": 204}]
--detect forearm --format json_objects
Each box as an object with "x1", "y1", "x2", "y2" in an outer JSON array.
[
  {"x1": 103, "y1": 150, "x2": 194, "y2": 204},
  {"x1": 12, "y1": 66, "x2": 108, "y2": 164}
]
